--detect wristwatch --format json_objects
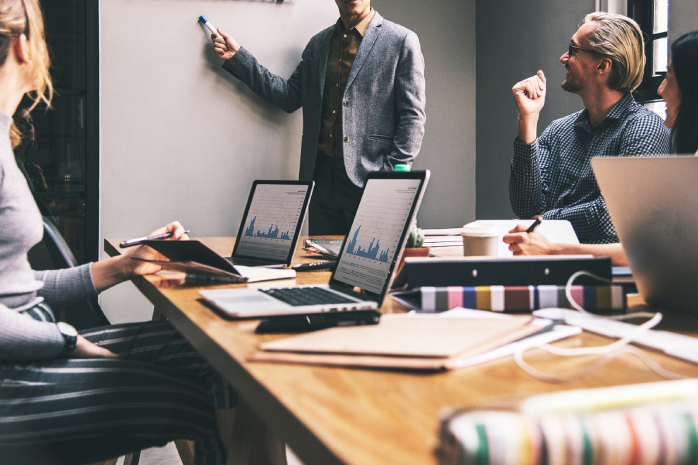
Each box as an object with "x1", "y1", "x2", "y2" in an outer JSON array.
[{"x1": 57, "y1": 322, "x2": 78, "y2": 354}]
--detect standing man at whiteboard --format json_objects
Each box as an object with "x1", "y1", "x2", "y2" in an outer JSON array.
[{"x1": 211, "y1": 0, "x2": 426, "y2": 235}]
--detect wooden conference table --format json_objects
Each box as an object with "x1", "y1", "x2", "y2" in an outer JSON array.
[{"x1": 105, "y1": 237, "x2": 698, "y2": 465}]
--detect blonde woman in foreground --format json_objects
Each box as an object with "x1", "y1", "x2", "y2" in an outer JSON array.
[{"x1": 0, "y1": 1, "x2": 287, "y2": 463}]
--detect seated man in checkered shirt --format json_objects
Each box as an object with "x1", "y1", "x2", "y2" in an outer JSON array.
[{"x1": 509, "y1": 12, "x2": 670, "y2": 244}]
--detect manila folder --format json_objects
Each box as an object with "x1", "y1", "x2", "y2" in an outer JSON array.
[{"x1": 250, "y1": 315, "x2": 537, "y2": 371}]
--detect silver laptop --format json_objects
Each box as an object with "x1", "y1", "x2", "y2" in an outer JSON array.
[
  {"x1": 229, "y1": 180, "x2": 314, "y2": 268},
  {"x1": 592, "y1": 155, "x2": 698, "y2": 312},
  {"x1": 200, "y1": 170, "x2": 431, "y2": 318}
]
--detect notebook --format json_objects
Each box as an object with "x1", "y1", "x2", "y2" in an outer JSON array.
[
  {"x1": 133, "y1": 242, "x2": 296, "y2": 283},
  {"x1": 465, "y1": 220, "x2": 579, "y2": 257},
  {"x1": 199, "y1": 170, "x2": 431, "y2": 318},
  {"x1": 249, "y1": 314, "x2": 542, "y2": 371}
]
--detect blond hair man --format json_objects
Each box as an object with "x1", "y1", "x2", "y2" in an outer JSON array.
[{"x1": 509, "y1": 13, "x2": 670, "y2": 244}]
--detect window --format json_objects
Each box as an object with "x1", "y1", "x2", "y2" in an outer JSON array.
[
  {"x1": 627, "y1": 0, "x2": 669, "y2": 117},
  {"x1": 23, "y1": 0, "x2": 99, "y2": 264}
]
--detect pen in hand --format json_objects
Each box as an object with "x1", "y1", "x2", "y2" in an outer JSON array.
[
  {"x1": 120, "y1": 230, "x2": 190, "y2": 248},
  {"x1": 525, "y1": 218, "x2": 542, "y2": 234}
]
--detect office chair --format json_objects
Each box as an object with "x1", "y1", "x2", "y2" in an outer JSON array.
[{"x1": 32, "y1": 218, "x2": 111, "y2": 329}]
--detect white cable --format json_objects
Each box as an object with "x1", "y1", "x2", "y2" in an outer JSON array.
[
  {"x1": 540, "y1": 312, "x2": 662, "y2": 356},
  {"x1": 515, "y1": 345, "x2": 685, "y2": 383},
  {"x1": 514, "y1": 270, "x2": 685, "y2": 382},
  {"x1": 564, "y1": 270, "x2": 655, "y2": 320}
]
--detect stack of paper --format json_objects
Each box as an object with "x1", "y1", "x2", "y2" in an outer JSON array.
[
  {"x1": 249, "y1": 313, "x2": 577, "y2": 371},
  {"x1": 421, "y1": 228, "x2": 463, "y2": 248}
]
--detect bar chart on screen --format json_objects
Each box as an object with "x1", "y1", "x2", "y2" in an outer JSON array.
[
  {"x1": 235, "y1": 184, "x2": 309, "y2": 260},
  {"x1": 334, "y1": 178, "x2": 421, "y2": 293}
]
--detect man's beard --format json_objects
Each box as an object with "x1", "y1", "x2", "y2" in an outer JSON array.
[
  {"x1": 561, "y1": 80, "x2": 581, "y2": 93},
  {"x1": 561, "y1": 73, "x2": 582, "y2": 93}
]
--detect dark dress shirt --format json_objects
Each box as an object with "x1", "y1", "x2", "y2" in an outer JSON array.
[{"x1": 317, "y1": 10, "x2": 375, "y2": 158}]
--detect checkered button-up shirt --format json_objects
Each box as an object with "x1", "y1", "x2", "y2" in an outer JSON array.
[{"x1": 509, "y1": 93, "x2": 671, "y2": 244}]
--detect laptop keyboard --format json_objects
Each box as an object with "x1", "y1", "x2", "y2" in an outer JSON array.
[{"x1": 260, "y1": 287, "x2": 358, "y2": 307}]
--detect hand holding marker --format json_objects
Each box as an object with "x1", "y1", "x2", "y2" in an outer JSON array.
[{"x1": 200, "y1": 15, "x2": 240, "y2": 60}]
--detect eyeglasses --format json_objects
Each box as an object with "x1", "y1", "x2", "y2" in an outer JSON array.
[{"x1": 568, "y1": 42, "x2": 607, "y2": 58}]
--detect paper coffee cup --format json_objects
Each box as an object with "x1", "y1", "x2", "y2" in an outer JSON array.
[{"x1": 461, "y1": 223, "x2": 500, "y2": 257}]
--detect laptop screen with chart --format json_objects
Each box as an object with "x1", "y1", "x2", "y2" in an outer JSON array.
[
  {"x1": 198, "y1": 171, "x2": 429, "y2": 318},
  {"x1": 232, "y1": 181, "x2": 314, "y2": 265},
  {"x1": 332, "y1": 174, "x2": 428, "y2": 296}
]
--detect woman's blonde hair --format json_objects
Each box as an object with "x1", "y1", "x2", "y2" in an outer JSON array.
[
  {"x1": 583, "y1": 12, "x2": 645, "y2": 93},
  {"x1": 0, "y1": 0, "x2": 52, "y2": 147}
]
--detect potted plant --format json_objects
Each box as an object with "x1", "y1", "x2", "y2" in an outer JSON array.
[{"x1": 398, "y1": 223, "x2": 430, "y2": 272}]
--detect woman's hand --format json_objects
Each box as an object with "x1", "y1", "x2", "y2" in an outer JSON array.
[
  {"x1": 502, "y1": 223, "x2": 559, "y2": 256},
  {"x1": 91, "y1": 221, "x2": 190, "y2": 292},
  {"x1": 122, "y1": 221, "x2": 190, "y2": 277},
  {"x1": 71, "y1": 335, "x2": 119, "y2": 359}
]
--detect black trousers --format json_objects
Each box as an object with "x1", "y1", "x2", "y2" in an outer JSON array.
[
  {"x1": 309, "y1": 155, "x2": 363, "y2": 236},
  {"x1": 0, "y1": 305, "x2": 235, "y2": 465}
]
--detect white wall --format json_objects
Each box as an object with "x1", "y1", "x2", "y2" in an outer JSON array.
[{"x1": 99, "y1": 0, "x2": 476, "y2": 322}]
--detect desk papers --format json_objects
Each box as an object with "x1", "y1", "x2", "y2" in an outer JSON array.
[
  {"x1": 468, "y1": 220, "x2": 579, "y2": 257},
  {"x1": 250, "y1": 314, "x2": 552, "y2": 371}
]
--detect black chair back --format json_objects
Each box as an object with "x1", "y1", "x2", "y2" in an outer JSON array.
[{"x1": 27, "y1": 218, "x2": 111, "y2": 329}]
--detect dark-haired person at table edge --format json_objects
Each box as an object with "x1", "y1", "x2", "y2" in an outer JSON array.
[
  {"x1": 505, "y1": 30, "x2": 698, "y2": 267},
  {"x1": 509, "y1": 12, "x2": 670, "y2": 247}
]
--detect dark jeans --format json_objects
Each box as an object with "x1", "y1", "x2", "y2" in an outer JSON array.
[{"x1": 309, "y1": 155, "x2": 363, "y2": 235}]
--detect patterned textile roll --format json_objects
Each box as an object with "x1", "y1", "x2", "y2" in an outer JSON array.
[
  {"x1": 437, "y1": 380, "x2": 698, "y2": 465},
  {"x1": 418, "y1": 285, "x2": 626, "y2": 313}
]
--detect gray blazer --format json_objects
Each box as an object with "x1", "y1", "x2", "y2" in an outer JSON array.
[{"x1": 223, "y1": 11, "x2": 426, "y2": 187}]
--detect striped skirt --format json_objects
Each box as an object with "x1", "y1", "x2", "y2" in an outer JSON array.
[{"x1": 0, "y1": 304, "x2": 236, "y2": 465}]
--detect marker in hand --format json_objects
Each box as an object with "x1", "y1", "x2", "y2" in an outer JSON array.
[
  {"x1": 199, "y1": 15, "x2": 222, "y2": 39},
  {"x1": 120, "y1": 230, "x2": 190, "y2": 248}
]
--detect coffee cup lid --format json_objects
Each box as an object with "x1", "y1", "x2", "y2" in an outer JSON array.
[{"x1": 461, "y1": 222, "x2": 499, "y2": 237}]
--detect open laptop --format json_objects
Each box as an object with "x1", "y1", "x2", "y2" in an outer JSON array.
[
  {"x1": 228, "y1": 180, "x2": 314, "y2": 268},
  {"x1": 199, "y1": 170, "x2": 431, "y2": 318},
  {"x1": 592, "y1": 155, "x2": 698, "y2": 312}
]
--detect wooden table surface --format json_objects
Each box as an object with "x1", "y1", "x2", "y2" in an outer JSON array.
[{"x1": 105, "y1": 237, "x2": 698, "y2": 465}]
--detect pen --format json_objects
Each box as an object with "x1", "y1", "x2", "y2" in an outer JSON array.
[
  {"x1": 292, "y1": 261, "x2": 337, "y2": 272},
  {"x1": 525, "y1": 218, "x2": 542, "y2": 234},
  {"x1": 119, "y1": 230, "x2": 190, "y2": 248}
]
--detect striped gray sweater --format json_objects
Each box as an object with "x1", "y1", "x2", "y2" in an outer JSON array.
[{"x1": 0, "y1": 111, "x2": 97, "y2": 361}]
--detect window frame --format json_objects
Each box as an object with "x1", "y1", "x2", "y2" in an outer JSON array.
[{"x1": 627, "y1": 0, "x2": 668, "y2": 104}]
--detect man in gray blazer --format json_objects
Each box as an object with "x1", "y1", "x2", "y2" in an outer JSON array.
[{"x1": 212, "y1": 0, "x2": 426, "y2": 234}]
